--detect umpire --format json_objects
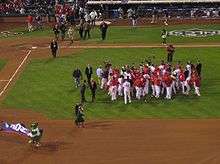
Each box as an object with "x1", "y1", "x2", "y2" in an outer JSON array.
[
  {"x1": 100, "y1": 19, "x2": 108, "y2": 40},
  {"x1": 50, "y1": 40, "x2": 58, "y2": 58}
]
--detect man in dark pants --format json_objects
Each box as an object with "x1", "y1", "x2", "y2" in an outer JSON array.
[
  {"x1": 83, "y1": 21, "x2": 91, "y2": 40},
  {"x1": 196, "y1": 60, "x2": 202, "y2": 77},
  {"x1": 80, "y1": 80, "x2": 87, "y2": 103},
  {"x1": 73, "y1": 68, "x2": 82, "y2": 88},
  {"x1": 100, "y1": 20, "x2": 108, "y2": 40},
  {"x1": 85, "y1": 64, "x2": 93, "y2": 86},
  {"x1": 90, "y1": 79, "x2": 97, "y2": 102},
  {"x1": 78, "y1": 19, "x2": 84, "y2": 39},
  {"x1": 166, "y1": 44, "x2": 175, "y2": 63},
  {"x1": 50, "y1": 40, "x2": 58, "y2": 58}
]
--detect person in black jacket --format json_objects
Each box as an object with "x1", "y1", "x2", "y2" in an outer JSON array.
[
  {"x1": 90, "y1": 79, "x2": 97, "y2": 102},
  {"x1": 100, "y1": 20, "x2": 108, "y2": 40},
  {"x1": 80, "y1": 80, "x2": 87, "y2": 103},
  {"x1": 85, "y1": 64, "x2": 93, "y2": 86},
  {"x1": 50, "y1": 40, "x2": 58, "y2": 58},
  {"x1": 53, "y1": 24, "x2": 60, "y2": 41},
  {"x1": 73, "y1": 68, "x2": 82, "y2": 88}
]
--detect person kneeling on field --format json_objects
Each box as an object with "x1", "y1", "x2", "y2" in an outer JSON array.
[{"x1": 28, "y1": 122, "x2": 43, "y2": 147}]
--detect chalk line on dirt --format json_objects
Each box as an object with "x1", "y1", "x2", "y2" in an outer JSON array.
[{"x1": 0, "y1": 50, "x2": 31, "y2": 97}]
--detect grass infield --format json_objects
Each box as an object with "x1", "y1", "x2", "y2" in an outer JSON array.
[
  {"x1": 3, "y1": 24, "x2": 220, "y2": 44},
  {"x1": 1, "y1": 47, "x2": 220, "y2": 119}
]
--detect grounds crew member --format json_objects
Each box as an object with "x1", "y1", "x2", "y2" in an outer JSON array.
[
  {"x1": 50, "y1": 39, "x2": 58, "y2": 58},
  {"x1": 100, "y1": 19, "x2": 108, "y2": 40},
  {"x1": 28, "y1": 122, "x2": 42, "y2": 147}
]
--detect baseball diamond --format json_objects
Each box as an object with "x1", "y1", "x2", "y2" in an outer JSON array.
[{"x1": 0, "y1": 0, "x2": 220, "y2": 163}]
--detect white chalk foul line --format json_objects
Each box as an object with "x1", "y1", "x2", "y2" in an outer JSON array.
[{"x1": 0, "y1": 50, "x2": 31, "y2": 97}]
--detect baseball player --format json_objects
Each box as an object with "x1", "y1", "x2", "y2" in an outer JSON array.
[
  {"x1": 27, "y1": 15, "x2": 33, "y2": 32},
  {"x1": 134, "y1": 77, "x2": 142, "y2": 100},
  {"x1": 164, "y1": 74, "x2": 173, "y2": 99},
  {"x1": 192, "y1": 71, "x2": 201, "y2": 96},
  {"x1": 108, "y1": 76, "x2": 118, "y2": 101},
  {"x1": 118, "y1": 75, "x2": 124, "y2": 96},
  {"x1": 150, "y1": 75, "x2": 156, "y2": 97},
  {"x1": 179, "y1": 69, "x2": 186, "y2": 94},
  {"x1": 123, "y1": 78, "x2": 131, "y2": 104},
  {"x1": 154, "y1": 76, "x2": 161, "y2": 98}
]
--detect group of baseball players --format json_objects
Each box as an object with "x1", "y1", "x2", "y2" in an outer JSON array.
[{"x1": 96, "y1": 59, "x2": 202, "y2": 104}]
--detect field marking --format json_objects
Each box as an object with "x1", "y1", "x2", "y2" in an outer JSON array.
[
  {"x1": 0, "y1": 80, "x2": 9, "y2": 82},
  {"x1": 0, "y1": 50, "x2": 31, "y2": 97},
  {"x1": 34, "y1": 44, "x2": 220, "y2": 50}
]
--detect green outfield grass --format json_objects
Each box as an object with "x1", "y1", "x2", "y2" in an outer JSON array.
[
  {"x1": 1, "y1": 47, "x2": 220, "y2": 119},
  {"x1": 2, "y1": 24, "x2": 220, "y2": 44},
  {"x1": 0, "y1": 60, "x2": 6, "y2": 71}
]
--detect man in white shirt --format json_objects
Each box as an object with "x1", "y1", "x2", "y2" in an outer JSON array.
[
  {"x1": 96, "y1": 66, "x2": 103, "y2": 85},
  {"x1": 90, "y1": 10, "x2": 98, "y2": 26}
]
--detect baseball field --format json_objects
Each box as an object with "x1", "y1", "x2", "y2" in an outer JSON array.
[{"x1": 1, "y1": 20, "x2": 220, "y2": 164}]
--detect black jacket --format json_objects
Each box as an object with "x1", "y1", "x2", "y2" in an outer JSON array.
[
  {"x1": 85, "y1": 66, "x2": 93, "y2": 77},
  {"x1": 73, "y1": 69, "x2": 82, "y2": 78},
  {"x1": 50, "y1": 41, "x2": 58, "y2": 51}
]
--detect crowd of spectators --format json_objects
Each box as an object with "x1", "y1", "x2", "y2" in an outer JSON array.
[{"x1": 0, "y1": 0, "x2": 55, "y2": 16}]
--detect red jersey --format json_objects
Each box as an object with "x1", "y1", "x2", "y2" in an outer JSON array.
[
  {"x1": 27, "y1": 15, "x2": 33, "y2": 23},
  {"x1": 164, "y1": 75, "x2": 173, "y2": 87},
  {"x1": 111, "y1": 78, "x2": 118, "y2": 86},
  {"x1": 179, "y1": 72, "x2": 185, "y2": 82},
  {"x1": 154, "y1": 77, "x2": 161, "y2": 86},
  {"x1": 143, "y1": 66, "x2": 149, "y2": 74},
  {"x1": 194, "y1": 77, "x2": 201, "y2": 87}
]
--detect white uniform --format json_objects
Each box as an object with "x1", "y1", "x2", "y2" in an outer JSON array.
[
  {"x1": 118, "y1": 77, "x2": 124, "y2": 96},
  {"x1": 96, "y1": 67, "x2": 103, "y2": 84},
  {"x1": 123, "y1": 81, "x2": 131, "y2": 104},
  {"x1": 143, "y1": 74, "x2": 150, "y2": 96}
]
